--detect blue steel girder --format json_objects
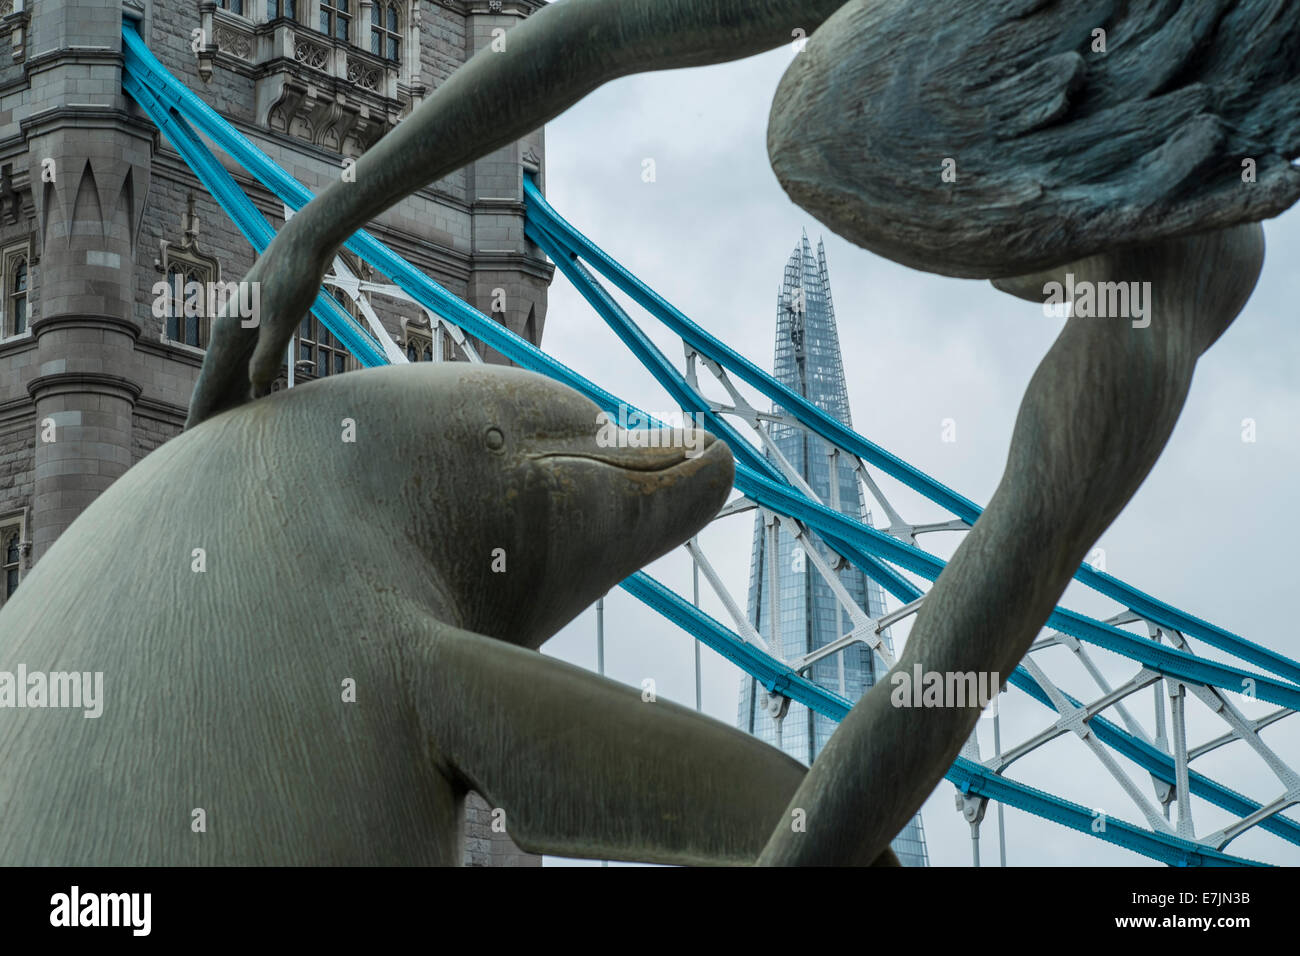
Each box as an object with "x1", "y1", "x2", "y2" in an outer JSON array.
[
  {"x1": 631, "y1": 573, "x2": 1267, "y2": 866},
  {"x1": 1007, "y1": 670, "x2": 1300, "y2": 849}
]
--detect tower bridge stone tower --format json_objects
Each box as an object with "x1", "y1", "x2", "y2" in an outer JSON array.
[{"x1": 0, "y1": 0, "x2": 552, "y2": 866}]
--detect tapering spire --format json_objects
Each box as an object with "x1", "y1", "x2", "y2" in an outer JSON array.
[{"x1": 738, "y1": 234, "x2": 930, "y2": 866}]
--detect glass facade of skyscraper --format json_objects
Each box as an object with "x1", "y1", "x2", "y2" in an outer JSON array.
[{"x1": 737, "y1": 234, "x2": 930, "y2": 867}]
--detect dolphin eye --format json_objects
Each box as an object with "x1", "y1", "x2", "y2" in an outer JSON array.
[{"x1": 483, "y1": 426, "x2": 505, "y2": 451}]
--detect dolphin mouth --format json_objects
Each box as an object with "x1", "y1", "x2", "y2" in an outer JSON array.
[{"x1": 529, "y1": 432, "x2": 718, "y2": 473}]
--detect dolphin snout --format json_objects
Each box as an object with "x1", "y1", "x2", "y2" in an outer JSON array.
[
  {"x1": 528, "y1": 428, "x2": 720, "y2": 473},
  {"x1": 497, "y1": 424, "x2": 733, "y2": 647}
]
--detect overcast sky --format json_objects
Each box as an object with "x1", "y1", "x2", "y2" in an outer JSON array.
[{"x1": 527, "y1": 41, "x2": 1300, "y2": 867}]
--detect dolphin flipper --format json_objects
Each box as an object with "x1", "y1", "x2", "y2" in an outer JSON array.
[{"x1": 409, "y1": 621, "x2": 816, "y2": 865}]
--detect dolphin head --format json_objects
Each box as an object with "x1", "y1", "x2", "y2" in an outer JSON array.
[{"x1": 383, "y1": 364, "x2": 734, "y2": 650}]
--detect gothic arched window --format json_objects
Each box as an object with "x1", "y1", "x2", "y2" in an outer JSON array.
[
  {"x1": 320, "y1": 0, "x2": 351, "y2": 41},
  {"x1": 267, "y1": 0, "x2": 297, "y2": 21},
  {"x1": 164, "y1": 257, "x2": 215, "y2": 349},
  {"x1": 3, "y1": 527, "x2": 20, "y2": 600},
  {"x1": 160, "y1": 197, "x2": 220, "y2": 351},
  {"x1": 371, "y1": 2, "x2": 401, "y2": 62},
  {"x1": 8, "y1": 255, "x2": 27, "y2": 336},
  {"x1": 297, "y1": 290, "x2": 353, "y2": 378},
  {"x1": 402, "y1": 319, "x2": 435, "y2": 362}
]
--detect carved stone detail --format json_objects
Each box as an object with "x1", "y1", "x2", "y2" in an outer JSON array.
[
  {"x1": 0, "y1": 163, "x2": 26, "y2": 225},
  {"x1": 1, "y1": 2, "x2": 28, "y2": 61},
  {"x1": 294, "y1": 36, "x2": 331, "y2": 72},
  {"x1": 214, "y1": 24, "x2": 253, "y2": 61},
  {"x1": 346, "y1": 56, "x2": 382, "y2": 93},
  {"x1": 265, "y1": 75, "x2": 388, "y2": 155}
]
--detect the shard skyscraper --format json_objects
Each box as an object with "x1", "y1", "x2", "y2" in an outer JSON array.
[{"x1": 737, "y1": 233, "x2": 930, "y2": 867}]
